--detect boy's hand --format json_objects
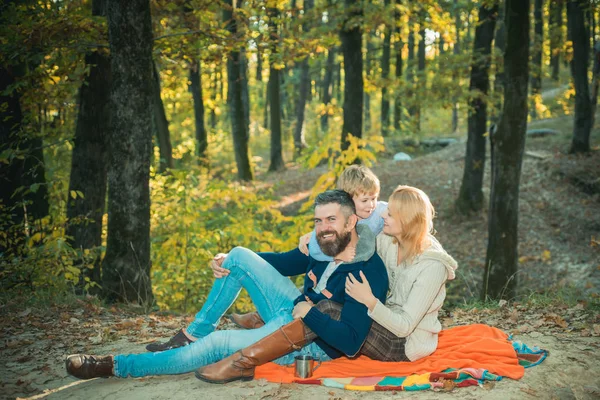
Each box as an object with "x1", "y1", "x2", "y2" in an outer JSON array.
[
  {"x1": 298, "y1": 232, "x2": 311, "y2": 256},
  {"x1": 210, "y1": 253, "x2": 229, "y2": 278},
  {"x1": 336, "y1": 244, "x2": 356, "y2": 263}
]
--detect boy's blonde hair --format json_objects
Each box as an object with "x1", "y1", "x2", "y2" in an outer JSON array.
[
  {"x1": 388, "y1": 185, "x2": 434, "y2": 262},
  {"x1": 337, "y1": 165, "x2": 380, "y2": 197}
]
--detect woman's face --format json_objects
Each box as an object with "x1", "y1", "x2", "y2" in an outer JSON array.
[{"x1": 382, "y1": 208, "x2": 402, "y2": 237}]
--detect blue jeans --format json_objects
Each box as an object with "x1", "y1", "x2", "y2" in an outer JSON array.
[{"x1": 114, "y1": 247, "x2": 331, "y2": 377}]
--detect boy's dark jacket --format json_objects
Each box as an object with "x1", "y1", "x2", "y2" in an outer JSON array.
[{"x1": 258, "y1": 225, "x2": 389, "y2": 359}]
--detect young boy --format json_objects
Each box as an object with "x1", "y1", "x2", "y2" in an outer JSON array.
[{"x1": 299, "y1": 165, "x2": 387, "y2": 261}]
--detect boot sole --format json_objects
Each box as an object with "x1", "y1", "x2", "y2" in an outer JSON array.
[{"x1": 194, "y1": 370, "x2": 254, "y2": 384}]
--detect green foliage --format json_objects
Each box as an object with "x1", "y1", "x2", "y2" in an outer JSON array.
[{"x1": 150, "y1": 166, "x2": 300, "y2": 312}]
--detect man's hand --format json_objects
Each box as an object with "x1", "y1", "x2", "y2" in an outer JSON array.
[
  {"x1": 346, "y1": 271, "x2": 378, "y2": 311},
  {"x1": 298, "y1": 232, "x2": 311, "y2": 256},
  {"x1": 292, "y1": 301, "x2": 313, "y2": 319},
  {"x1": 210, "y1": 253, "x2": 229, "y2": 278}
]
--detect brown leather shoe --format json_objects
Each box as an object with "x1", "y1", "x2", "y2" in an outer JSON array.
[
  {"x1": 195, "y1": 318, "x2": 308, "y2": 384},
  {"x1": 66, "y1": 354, "x2": 114, "y2": 379},
  {"x1": 146, "y1": 329, "x2": 193, "y2": 352},
  {"x1": 229, "y1": 312, "x2": 265, "y2": 329}
]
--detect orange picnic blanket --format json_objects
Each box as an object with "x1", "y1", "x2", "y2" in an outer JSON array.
[{"x1": 255, "y1": 324, "x2": 525, "y2": 383}]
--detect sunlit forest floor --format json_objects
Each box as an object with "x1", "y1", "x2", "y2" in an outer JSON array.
[{"x1": 2, "y1": 112, "x2": 599, "y2": 399}]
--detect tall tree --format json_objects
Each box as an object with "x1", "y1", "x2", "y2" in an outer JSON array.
[
  {"x1": 381, "y1": 0, "x2": 392, "y2": 137},
  {"x1": 567, "y1": 0, "x2": 592, "y2": 154},
  {"x1": 224, "y1": 0, "x2": 253, "y2": 180},
  {"x1": 152, "y1": 63, "x2": 173, "y2": 172},
  {"x1": 102, "y1": 0, "x2": 154, "y2": 303},
  {"x1": 320, "y1": 46, "x2": 336, "y2": 131},
  {"x1": 364, "y1": 31, "x2": 374, "y2": 132},
  {"x1": 189, "y1": 61, "x2": 208, "y2": 164},
  {"x1": 530, "y1": 0, "x2": 544, "y2": 118},
  {"x1": 492, "y1": 1, "x2": 506, "y2": 118},
  {"x1": 406, "y1": 21, "x2": 416, "y2": 123},
  {"x1": 267, "y1": 5, "x2": 285, "y2": 171},
  {"x1": 293, "y1": 0, "x2": 313, "y2": 156},
  {"x1": 456, "y1": 2, "x2": 498, "y2": 214},
  {"x1": 549, "y1": 0, "x2": 563, "y2": 81},
  {"x1": 393, "y1": 8, "x2": 403, "y2": 131},
  {"x1": 483, "y1": 0, "x2": 530, "y2": 301},
  {"x1": 340, "y1": 0, "x2": 363, "y2": 151},
  {"x1": 452, "y1": 0, "x2": 461, "y2": 133},
  {"x1": 66, "y1": 0, "x2": 110, "y2": 288},
  {"x1": 415, "y1": 11, "x2": 426, "y2": 132}
]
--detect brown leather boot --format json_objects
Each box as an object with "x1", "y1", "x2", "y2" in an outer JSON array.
[
  {"x1": 195, "y1": 319, "x2": 308, "y2": 384},
  {"x1": 229, "y1": 312, "x2": 265, "y2": 329},
  {"x1": 146, "y1": 329, "x2": 193, "y2": 352},
  {"x1": 66, "y1": 354, "x2": 114, "y2": 379}
]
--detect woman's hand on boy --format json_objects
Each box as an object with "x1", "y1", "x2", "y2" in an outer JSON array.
[
  {"x1": 298, "y1": 232, "x2": 311, "y2": 256},
  {"x1": 210, "y1": 253, "x2": 229, "y2": 278}
]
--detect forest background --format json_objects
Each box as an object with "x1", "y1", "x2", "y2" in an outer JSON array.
[{"x1": 0, "y1": 0, "x2": 599, "y2": 316}]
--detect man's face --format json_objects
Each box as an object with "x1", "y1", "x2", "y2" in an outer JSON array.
[{"x1": 314, "y1": 203, "x2": 353, "y2": 257}]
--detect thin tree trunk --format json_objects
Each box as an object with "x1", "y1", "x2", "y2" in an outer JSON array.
[
  {"x1": 530, "y1": 0, "x2": 544, "y2": 118},
  {"x1": 364, "y1": 32, "x2": 373, "y2": 133},
  {"x1": 240, "y1": 48, "x2": 251, "y2": 134},
  {"x1": 483, "y1": 0, "x2": 530, "y2": 301},
  {"x1": 224, "y1": 0, "x2": 253, "y2": 180},
  {"x1": 549, "y1": 0, "x2": 563, "y2": 81},
  {"x1": 416, "y1": 18, "x2": 426, "y2": 132},
  {"x1": 452, "y1": 0, "x2": 461, "y2": 132},
  {"x1": 189, "y1": 60, "x2": 208, "y2": 164},
  {"x1": 210, "y1": 67, "x2": 217, "y2": 129},
  {"x1": 321, "y1": 47, "x2": 335, "y2": 131},
  {"x1": 66, "y1": 0, "x2": 110, "y2": 289},
  {"x1": 406, "y1": 22, "x2": 416, "y2": 121},
  {"x1": 381, "y1": 0, "x2": 391, "y2": 137},
  {"x1": 456, "y1": 3, "x2": 498, "y2": 214},
  {"x1": 152, "y1": 63, "x2": 173, "y2": 172},
  {"x1": 590, "y1": 42, "x2": 600, "y2": 129},
  {"x1": 293, "y1": 0, "x2": 313, "y2": 156},
  {"x1": 340, "y1": 0, "x2": 363, "y2": 152},
  {"x1": 567, "y1": 0, "x2": 592, "y2": 153},
  {"x1": 393, "y1": 8, "x2": 403, "y2": 131},
  {"x1": 103, "y1": 0, "x2": 154, "y2": 304},
  {"x1": 267, "y1": 6, "x2": 285, "y2": 171}
]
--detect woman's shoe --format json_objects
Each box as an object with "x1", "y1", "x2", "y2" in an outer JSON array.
[
  {"x1": 146, "y1": 329, "x2": 193, "y2": 352},
  {"x1": 66, "y1": 354, "x2": 114, "y2": 379},
  {"x1": 229, "y1": 312, "x2": 265, "y2": 329}
]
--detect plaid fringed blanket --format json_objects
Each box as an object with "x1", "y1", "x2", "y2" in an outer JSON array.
[{"x1": 254, "y1": 324, "x2": 548, "y2": 392}]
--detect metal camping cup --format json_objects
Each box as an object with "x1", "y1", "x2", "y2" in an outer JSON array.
[{"x1": 294, "y1": 355, "x2": 321, "y2": 379}]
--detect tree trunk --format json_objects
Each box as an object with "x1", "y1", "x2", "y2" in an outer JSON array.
[
  {"x1": 189, "y1": 60, "x2": 208, "y2": 164},
  {"x1": 530, "y1": 0, "x2": 544, "y2": 118},
  {"x1": 340, "y1": 0, "x2": 363, "y2": 152},
  {"x1": 590, "y1": 42, "x2": 600, "y2": 129},
  {"x1": 393, "y1": 9, "x2": 403, "y2": 131},
  {"x1": 224, "y1": 0, "x2": 253, "y2": 180},
  {"x1": 406, "y1": 22, "x2": 416, "y2": 121},
  {"x1": 364, "y1": 32, "x2": 373, "y2": 133},
  {"x1": 152, "y1": 63, "x2": 173, "y2": 172},
  {"x1": 240, "y1": 48, "x2": 251, "y2": 133},
  {"x1": 293, "y1": 0, "x2": 313, "y2": 156},
  {"x1": 452, "y1": 0, "x2": 461, "y2": 132},
  {"x1": 66, "y1": 0, "x2": 110, "y2": 289},
  {"x1": 267, "y1": 6, "x2": 285, "y2": 171},
  {"x1": 493, "y1": 1, "x2": 506, "y2": 120},
  {"x1": 567, "y1": 0, "x2": 592, "y2": 153},
  {"x1": 416, "y1": 19, "x2": 426, "y2": 132},
  {"x1": 381, "y1": 0, "x2": 391, "y2": 137},
  {"x1": 549, "y1": 0, "x2": 563, "y2": 81},
  {"x1": 102, "y1": 0, "x2": 154, "y2": 304},
  {"x1": 321, "y1": 47, "x2": 335, "y2": 131},
  {"x1": 483, "y1": 0, "x2": 530, "y2": 301},
  {"x1": 456, "y1": 3, "x2": 498, "y2": 214},
  {"x1": 210, "y1": 67, "x2": 217, "y2": 129}
]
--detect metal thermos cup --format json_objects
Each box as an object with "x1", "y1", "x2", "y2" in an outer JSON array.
[{"x1": 294, "y1": 355, "x2": 321, "y2": 379}]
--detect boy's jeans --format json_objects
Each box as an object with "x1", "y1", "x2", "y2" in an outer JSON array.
[{"x1": 114, "y1": 247, "x2": 330, "y2": 377}]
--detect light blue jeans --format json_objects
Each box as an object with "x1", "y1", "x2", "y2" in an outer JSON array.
[{"x1": 114, "y1": 247, "x2": 330, "y2": 378}]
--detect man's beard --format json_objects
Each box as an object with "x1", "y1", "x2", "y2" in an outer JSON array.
[{"x1": 317, "y1": 229, "x2": 352, "y2": 257}]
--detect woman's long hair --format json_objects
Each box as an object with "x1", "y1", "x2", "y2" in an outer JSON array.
[{"x1": 388, "y1": 185, "x2": 435, "y2": 262}]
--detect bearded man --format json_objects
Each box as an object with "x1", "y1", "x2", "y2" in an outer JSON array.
[{"x1": 66, "y1": 190, "x2": 388, "y2": 381}]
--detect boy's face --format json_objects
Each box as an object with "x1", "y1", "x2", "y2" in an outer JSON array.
[{"x1": 353, "y1": 192, "x2": 378, "y2": 220}]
